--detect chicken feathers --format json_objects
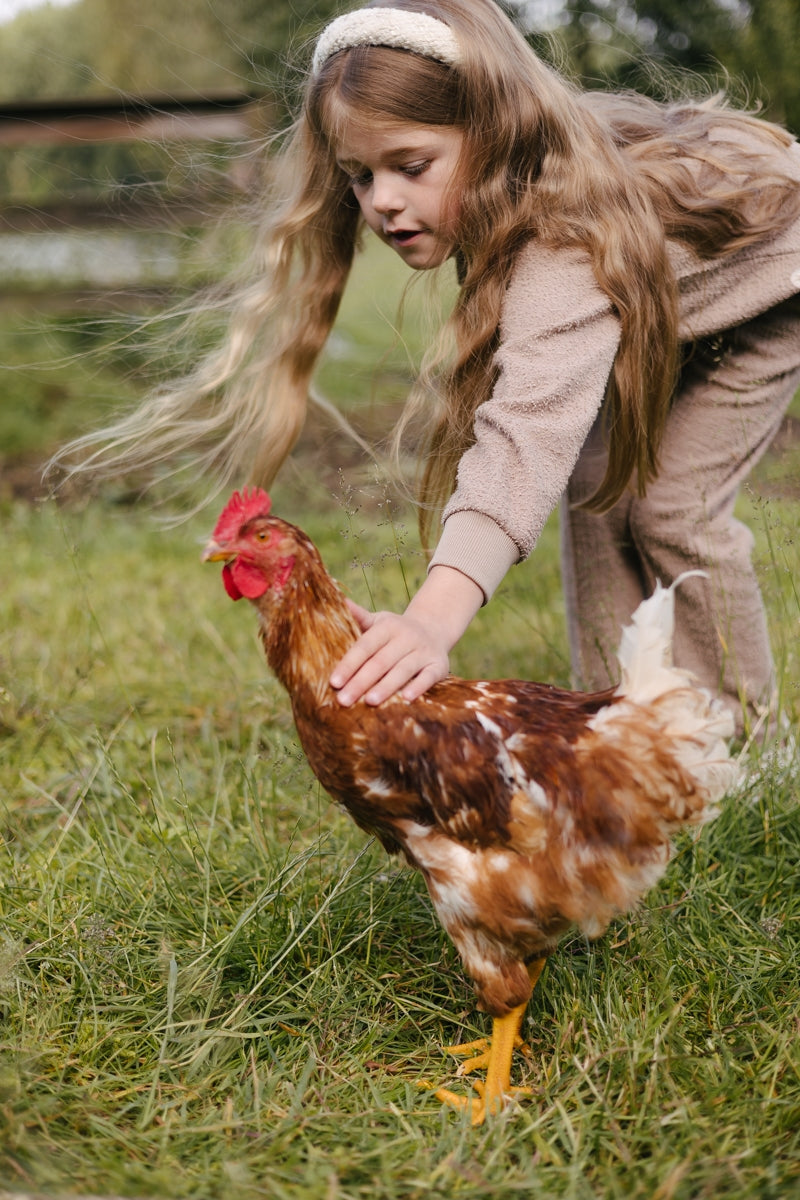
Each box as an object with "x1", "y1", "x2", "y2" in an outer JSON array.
[{"x1": 204, "y1": 487, "x2": 739, "y2": 1120}]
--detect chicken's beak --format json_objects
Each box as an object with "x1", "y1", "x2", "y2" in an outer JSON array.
[{"x1": 202, "y1": 540, "x2": 234, "y2": 563}]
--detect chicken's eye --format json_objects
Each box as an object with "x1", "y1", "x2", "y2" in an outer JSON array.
[{"x1": 256, "y1": 530, "x2": 268, "y2": 541}]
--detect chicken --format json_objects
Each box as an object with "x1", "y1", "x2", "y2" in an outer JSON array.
[{"x1": 203, "y1": 486, "x2": 738, "y2": 1124}]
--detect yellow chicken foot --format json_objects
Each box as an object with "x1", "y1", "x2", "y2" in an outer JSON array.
[
  {"x1": 432, "y1": 958, "x2": 546, "y2": 1125},
  {"x1": 434, "y1": 1002, "x2": 530, "y2": 1124},
  {"x1": 444, "y1": 1031, "x2": 529, "y2": 1075}
]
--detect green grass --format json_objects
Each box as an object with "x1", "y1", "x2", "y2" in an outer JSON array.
[{"x1": 1, "y1": 238, "x2": 800, "y2": 1198}]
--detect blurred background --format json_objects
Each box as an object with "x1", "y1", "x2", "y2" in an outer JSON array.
[
  {"x1": 0, "y1": 0, "x2": 798, "y2": 504},
  {"x1": 1, "y1": 10, "x2": 798, "y2": 1192}
]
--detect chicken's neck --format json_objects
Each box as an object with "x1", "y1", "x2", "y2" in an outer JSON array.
[{"x1": 254, "y1": 555, "x2": 360, "y2": 707}]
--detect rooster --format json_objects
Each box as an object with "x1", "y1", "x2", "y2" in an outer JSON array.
[{"x1": 203, "y1": 487, "x2": 738, "y2": 1124}]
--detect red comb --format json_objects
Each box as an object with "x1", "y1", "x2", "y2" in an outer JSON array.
[{"x1": 212, "y1": 487, "x2": 272, "y2": 542}]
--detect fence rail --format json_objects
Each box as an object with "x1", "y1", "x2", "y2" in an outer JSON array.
[
  {"x1": 0, "y1": 92, "x2": 268, "y2": 302},
  {"x1": 0, "y1": 92, "x2": 265, "y2": 148}
]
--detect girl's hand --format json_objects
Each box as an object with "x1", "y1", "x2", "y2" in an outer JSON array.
[
  {"x1": 330, "y1": 604, "x2": 451, "y2": 706},
  {"x1": 329, "y1": 566, "x2": 484, "y2": 707}
]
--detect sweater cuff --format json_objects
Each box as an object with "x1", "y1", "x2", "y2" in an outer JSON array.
[{"x1": 428, "y1": 510, "x2": 520, "y2": 602}]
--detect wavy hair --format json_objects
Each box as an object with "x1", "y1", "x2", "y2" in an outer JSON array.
[{"x1": 50, "y1": 0, "x2": 800, "y2": 539}]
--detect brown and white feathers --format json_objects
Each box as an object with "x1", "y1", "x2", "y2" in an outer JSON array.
[{"x1": 204, "y1": 489, "x2": 738, "y2": 1017}]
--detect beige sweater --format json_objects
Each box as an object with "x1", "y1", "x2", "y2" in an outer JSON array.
[{"x1": 429, "y1": 135, "x2": 800, "y2": 601}]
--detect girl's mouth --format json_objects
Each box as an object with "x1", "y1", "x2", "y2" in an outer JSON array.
[{"x1": 387, "y1": 229, "x2": 423, "y2": 245}]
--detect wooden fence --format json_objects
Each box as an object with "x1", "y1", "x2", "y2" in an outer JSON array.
[{"x1": 0, "y1": 93, "x2": 268, "y2": 306}]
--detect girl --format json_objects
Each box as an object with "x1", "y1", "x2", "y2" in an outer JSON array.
[{"x1": 55, "y1": 0, "x2": 800, "y2": 735}]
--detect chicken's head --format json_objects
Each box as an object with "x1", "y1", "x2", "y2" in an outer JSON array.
[{"x1": 203, "y1": 487, "x2": 300, "y2": 601}]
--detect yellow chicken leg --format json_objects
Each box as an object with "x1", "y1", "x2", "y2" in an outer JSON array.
[{"x1": 433, "y1": 958, "x2": 546, "y2": 1125}]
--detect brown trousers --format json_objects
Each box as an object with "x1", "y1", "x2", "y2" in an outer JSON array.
[{"x1": 561, "y1": 294, "x2": 800, "y2": 735}]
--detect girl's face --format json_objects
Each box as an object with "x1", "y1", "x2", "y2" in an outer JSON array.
[{"x1": 335, "y1": 122, "x2": 463, "y2": 270}]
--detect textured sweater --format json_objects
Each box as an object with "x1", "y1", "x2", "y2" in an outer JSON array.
[{"x1": 429, "y1": 133, "x2": 800, "y2": 601}]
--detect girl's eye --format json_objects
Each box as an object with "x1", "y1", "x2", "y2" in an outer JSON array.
[{"x1": 346, "y1": 161, "x2": 430, "y2": 188}]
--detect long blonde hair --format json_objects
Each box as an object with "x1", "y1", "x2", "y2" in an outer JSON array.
[{"x1": 51, "y1": 0, "x2": 800, "y2": 538}]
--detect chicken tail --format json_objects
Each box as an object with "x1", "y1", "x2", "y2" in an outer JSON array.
[
  {"x1": 609, "y1": 570, "x2": 739, "y2": 807},
  {"x1": 615, "y1": 570, "x2": 706, "y2": 704}
]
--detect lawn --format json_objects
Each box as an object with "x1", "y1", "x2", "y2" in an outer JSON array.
[{"x1": 1, "y1": 237, "x2": 799, "y2": 1199}]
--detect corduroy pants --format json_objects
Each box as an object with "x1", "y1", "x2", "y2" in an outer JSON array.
[{"x1": 561, "y1": 292, "x2": 800, "y2": 736}]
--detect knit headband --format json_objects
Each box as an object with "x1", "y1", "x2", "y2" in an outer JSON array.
[{"x1": 312, "y1": 7, "x2": 462, "y2": 73}]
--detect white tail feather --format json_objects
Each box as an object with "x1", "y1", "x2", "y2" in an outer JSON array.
[
  {"x1": 610, "y1": 571, "x2": 739, "y2": 804},
  {"x1": 616, "y1": 570, "x2": 707, "y2": 705}
]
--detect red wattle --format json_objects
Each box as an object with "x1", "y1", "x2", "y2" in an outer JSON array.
[
  {"x1": 229, "y1": 557, "x2": 270, "y2": 599},
  {"x1": 222, "y1": 562, "x2": 243, "y2": 600}
]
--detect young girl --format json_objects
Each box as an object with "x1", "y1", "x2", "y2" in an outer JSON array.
[{"x1": 56, "y1": 0, "x2": 800, "y2": 735}]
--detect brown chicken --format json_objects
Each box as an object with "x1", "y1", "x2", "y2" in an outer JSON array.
[{"x1": 203, "y1": 487, "x2": 738, "y2": 1124}]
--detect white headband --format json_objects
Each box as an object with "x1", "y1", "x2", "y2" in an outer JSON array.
[{"x1": 312, "y1": 7, "x2": 462, "y2": 74}]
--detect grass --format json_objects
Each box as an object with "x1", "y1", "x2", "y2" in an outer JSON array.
[{"x1": 1, "y1": 237, "x2": 800, "y2": 1198}]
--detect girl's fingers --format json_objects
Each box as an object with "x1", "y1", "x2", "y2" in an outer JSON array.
[
  {"x1": 330, "y1": 613, "x2": 449, "y2": 706},
  {"x1": 334, "y1": 644, "x2": 412, "y2": 706},
  {"x1": 329, "y1": 620, "x2": 394, "y2": 693},
  {"x1": 361, "y1": 655, "x2": 446, "y2": 707},
  {"x1": 399, "y1": 661, "x2": 449, "y2": 703},
  {"x1": 362, "y1": 657, "x2": 422, "y2": 706}
]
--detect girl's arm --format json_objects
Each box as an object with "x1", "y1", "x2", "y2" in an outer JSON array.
[
  {"x1": 330, "y1": 565, "x2": 484, "y2": 706},
  {"x1": 330, "y1": 244, "x2": 621, "y2": 708}
]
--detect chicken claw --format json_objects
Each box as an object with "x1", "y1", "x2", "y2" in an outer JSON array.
[
  {"x1": 431, "y1": 959, "x2": 545, "y2": 1125},
  {"x1": 433, "y1": 1078, "x2": 534, "y2": 1126},
  {"x1": 445, "y1": 1032, "x2": 530, "y2": 1076}
]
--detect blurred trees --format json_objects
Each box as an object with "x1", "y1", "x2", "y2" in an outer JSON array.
[
  {"x1": 0, "y1": 1, "x2": 340, "y2": 206},
  {"x1": 0, "y1": 0, "x2": 797, "y2": 132},
  {"x1": 0, "y1": 0, "x2": 797, "y2": 209},
  {"x1": 0, "y1": 0, "x2": 341, "y2": 102},
  {"x1": 511, "y1": 0, "x2": 800, "y2": 132}
]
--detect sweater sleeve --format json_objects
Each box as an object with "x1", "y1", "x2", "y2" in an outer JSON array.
[{"x1": 429, "y1": 241, "x2": 621, "y2": 600}]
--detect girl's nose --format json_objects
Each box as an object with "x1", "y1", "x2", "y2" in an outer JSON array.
[{"x1": 371, "y1": 173, "x2": 404, "y2": 215}]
